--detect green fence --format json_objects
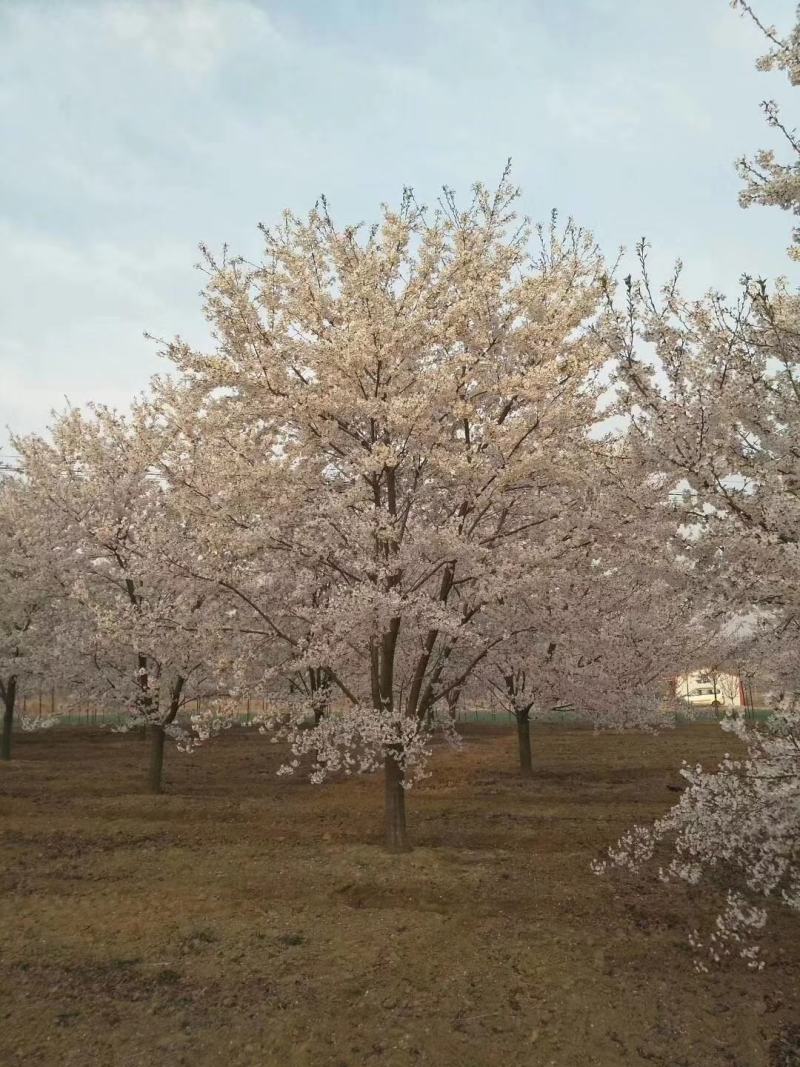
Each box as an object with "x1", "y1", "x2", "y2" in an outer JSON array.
[
  {"x1": 453, "y1": 705, "x2": 585, "y2": 725},
  {"x1": 16, "y1": 697, "x2": 779, "y2": 732},
  {"x1": 454, "y1": 706, "x2": 778, "y2": 727}
]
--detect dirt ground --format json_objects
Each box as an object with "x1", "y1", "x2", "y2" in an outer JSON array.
[{"x1": 0, "y1": 723, "x2": 798, "y2": 1067}]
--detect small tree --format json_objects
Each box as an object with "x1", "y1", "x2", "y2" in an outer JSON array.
[
  {"x1": 0, "y1": 475, "x2": 56, "y2": 760},
  {"x1": 485, "y1": 569, "x2": 713, "y2": 775},
  {"x1": 17, "y1": 404, "x2": 233, "y2": 793},
  {"x1": 481, "y1": 442, "x2": 716, "y2": 776}
]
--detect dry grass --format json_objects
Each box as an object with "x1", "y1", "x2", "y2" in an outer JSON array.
[{"x1": 0, "y1": 722, "x2": 798, "y2": 1067}]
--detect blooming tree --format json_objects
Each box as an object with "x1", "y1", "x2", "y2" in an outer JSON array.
[
  {"x1": 595, "y1": 280, "x2": 800, "y2": 961},
  {"x1": 593, "y1": 710, "x2": 799, "y2": 972},
  {"x1": 594, "y1": 2, "x2": 800, "y2": 964},
  {"x1": 0, "y1": 475, "x2": 57, "y2": 759},
  {"x1": 16, "y1": 403, "x2": 234, "y2": 793},
  {"x1": 479, "y1": 448, "x2": 719, "y2": 775},
  {"x1": 154, "y1": 176, "x2": 629, "y2": 849}
]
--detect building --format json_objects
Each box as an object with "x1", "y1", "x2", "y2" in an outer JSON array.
[{"x1": 673, "y1": 669, "x2": 751, "y2": 709}]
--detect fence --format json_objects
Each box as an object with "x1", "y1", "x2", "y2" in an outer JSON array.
[
  {"x1": 14, "y1": 691, "x2": 264, "y2": 730},
  {"x1": 452, "y1": 706, "x2": 775, "y2": 726},
  {"x1": 12, "y1": 689, "x2": 778, "y2": 732}
]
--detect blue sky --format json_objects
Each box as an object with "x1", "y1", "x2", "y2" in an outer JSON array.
[{"x1": 0, "y1": 0, "x2": 797, "y2": 450}]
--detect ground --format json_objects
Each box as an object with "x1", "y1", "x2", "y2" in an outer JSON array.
[{"x1": 0, "y1": 723, "x2": 798, "y2": 1067}]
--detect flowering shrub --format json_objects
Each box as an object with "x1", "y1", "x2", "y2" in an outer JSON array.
[{"x1": 593, "y1": 710, "x2": 800, "y2": 970}]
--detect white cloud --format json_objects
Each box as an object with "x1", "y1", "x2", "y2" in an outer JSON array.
[
  {"x1": 0, "y1": 356, "x2": 136, "y2": 444},
  {"x1": 102, "y1": 0, "x2": 283, "y2": 81},
  {"x1": 0, "y1": 221, "x2": 213, "y2": 445},
  {"x1": 544, "y1": 82, "x2": 642, "y2": 145},
  {"x1": 0, "y1": 221, "x2": 197, "y2": 311}
]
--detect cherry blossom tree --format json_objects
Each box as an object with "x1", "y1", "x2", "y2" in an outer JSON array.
[
  {"x1": 595, "y1": 262, "x2": 800, "y2": 960},
  {"x1": 0, "y1": 475, "x2": 57, "y2": 760},
  {"x1": 593, "y1": 290, "x2": 800, "y2": 964},
  {"x1": 593, "y1": 708, "x2": 799, "y2": 972},
  {"x1": 154, "y1": 175, "x2": 631, "y2": 849},
  {"x1": 594, "y1": 2, "x2": 800, "y2": 964},
  {"x1": 16, "y1": 403, "x2": 234, "y2": 793},
  {"x1": 480, "y1": 450, "x2": 719, "y2": 776}
]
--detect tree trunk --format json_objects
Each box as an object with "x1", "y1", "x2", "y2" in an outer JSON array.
[
  {"x1": 445, "y1": 687, "x2": 462, "y2": 725},
  {"x1": 148, "y1": 723, "x2": 166, "y2": 794},
  {"x1": 516, "y1": 711, "x2": 533, "y2": 778},
  {"x1": 1, "y1": 677, "x2": 17, "y2": 761},
  {"x1": 384, "y1": 753, "x2": 410, "y2": 852}
]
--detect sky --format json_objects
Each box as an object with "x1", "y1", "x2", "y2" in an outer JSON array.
[{"x1": 1, "y1": 0, "x2": 798, "y2": 454}]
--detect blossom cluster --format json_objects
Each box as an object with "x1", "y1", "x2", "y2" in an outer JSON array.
[{"x1": 594, "y1": 710, "x2": 799, "y2": 969}]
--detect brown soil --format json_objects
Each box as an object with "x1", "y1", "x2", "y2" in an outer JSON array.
[{"x1": 0, "y1": 723, "x2": 797, "y2": 1067}]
